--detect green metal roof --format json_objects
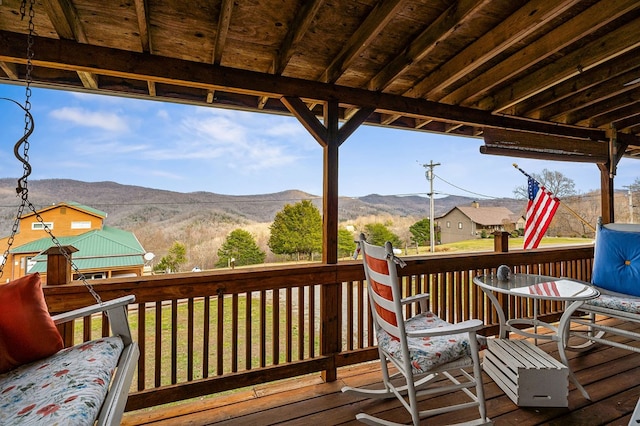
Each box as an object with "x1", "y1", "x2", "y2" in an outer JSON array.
[
  {"x1": 13, "y1": 225, "x2": 145, "y2": 273},
  {"x1": 21, "y1": 201, "x2": 107, "y2": 219},
  {"x1": 65, "y1": 201, "x2": 107, "y2": 218}
]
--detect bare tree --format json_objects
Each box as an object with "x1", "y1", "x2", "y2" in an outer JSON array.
[{"x1": 513, "y1": 169, "x2": 577, "y2": 199}]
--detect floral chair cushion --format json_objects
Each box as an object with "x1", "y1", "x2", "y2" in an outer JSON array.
[
  {"x1": 585, "y1": 288, "x2": 640, "y2": 315},
  {"x1": 0, "y1": 336, "x2": 124, "y2": 425},
  {"x1": 377, "y1": 311, "x2": 472, "y2": 375}
]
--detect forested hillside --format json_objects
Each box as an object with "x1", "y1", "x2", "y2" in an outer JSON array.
[{"x1": 0, "y1": 178, "x2": 536, "y2": 269}]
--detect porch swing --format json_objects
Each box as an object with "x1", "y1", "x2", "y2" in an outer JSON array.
[{"x1": 0, "y1": 2, "x2": 139, "y2": 424}]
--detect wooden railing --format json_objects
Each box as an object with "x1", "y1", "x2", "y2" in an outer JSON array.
[{"x1": 42, "y1": 245, "x2": 594, "y2": 411}]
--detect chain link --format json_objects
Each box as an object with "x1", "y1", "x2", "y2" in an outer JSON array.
[{"x1": 1, "y1": 0, "x2": 103, "y2": 305}]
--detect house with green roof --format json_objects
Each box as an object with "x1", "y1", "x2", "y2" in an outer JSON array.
[{"x1": 0, "y1": 202, "x2": 146, "y2": 283}]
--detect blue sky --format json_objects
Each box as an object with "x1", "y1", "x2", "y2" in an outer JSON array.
[{"x1": 0, "y1": 84, "x2": 637, "y2": 199}]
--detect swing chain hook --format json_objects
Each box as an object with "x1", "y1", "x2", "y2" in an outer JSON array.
[
  {"x1": 17, "y1": 0, "x2": 36, "y2": 195},
  {"x1": 0, "y1": 0, "x2": 35, "y2": 279}
]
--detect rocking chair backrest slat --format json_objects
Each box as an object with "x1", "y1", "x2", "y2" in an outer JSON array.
[{"x1": 360, "y1": 235, "x2": 404, "y2": 341}]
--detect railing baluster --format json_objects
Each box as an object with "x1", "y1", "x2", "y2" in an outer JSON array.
[
  {"x1": 203, "y1": 296, "x2": 210, "y2": 378},
  {"x1": 216, "y1": 293, "x2": 224, "y2": 375},
  {"x1": 154, "y1": 302, "x2": 162, "y2": 388},
  {"x1": 245, "y1": 291, "x2": 252, "y2": 369},
  {"x1": 137, "y1": 302, "x2": 146, "y2": 391},
  {"x1": 171, "y1": 300, "x2": 178, "y2": 384},
  {"x1": 297, "y1": 286, "x2": 304, "y2": 360},
  {"x1": 285, "y1": 287, "x2": 292, "y2": 362},
  {"x1": 273, "y1": 289, "x2": 280, "y2": 365},
  {"x1": 231, "y1": 294, "x2": 238, "y2": 372},
  {"x1": 260, "y1": 290, "x2": 266, "y2": 367},
  {"x1": 187, "y1": 298, "x2": 194, "y2": 381}
]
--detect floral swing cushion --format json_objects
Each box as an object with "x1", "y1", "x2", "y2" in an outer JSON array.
[{"x1": 0, "y1": 336, "x2": 124, "y2": 425}]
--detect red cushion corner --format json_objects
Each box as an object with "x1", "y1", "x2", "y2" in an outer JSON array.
[{"x1": 0, "y1": 272, "x2": 63, "y2": 373}]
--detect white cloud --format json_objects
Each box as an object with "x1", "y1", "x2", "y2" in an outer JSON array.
[{"x1": 49, "y1": 107, "x2": 129, "y2": 132}]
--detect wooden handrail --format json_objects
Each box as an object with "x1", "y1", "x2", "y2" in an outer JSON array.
[{"x1": 42, "y1": 245, "x2": 594, "y2": 411}]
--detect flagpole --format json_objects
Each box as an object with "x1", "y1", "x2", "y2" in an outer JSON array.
[{"x1": 513, "y1": 163, "x2": 596, "y2": 232}]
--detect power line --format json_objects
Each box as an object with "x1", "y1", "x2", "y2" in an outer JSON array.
[{"x1": 433, "y1": 173, "x2": 501, "y2": 199}]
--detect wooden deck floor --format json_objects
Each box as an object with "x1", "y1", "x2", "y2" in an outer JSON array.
[{"x1": 122, "y1": 319, "x2": 640, "y2": 426}]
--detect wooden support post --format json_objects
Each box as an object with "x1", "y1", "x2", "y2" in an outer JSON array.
[
  {"x1": 44, "y1": 245, "x2": 78, "y2": 346},
  {"x1": 321, "y1": 99, "x2": 340, "y2": 382},
  {"x1": 494, "y1": 231, "x2": 509, "y2": 252},
  {"x1": 281, "y1": 96, "x2": 373, "y2": 383}
]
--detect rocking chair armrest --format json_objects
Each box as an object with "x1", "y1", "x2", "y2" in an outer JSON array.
[
  {"x1": 400, "y1": 293, "x2": 430, "y2": 305},
  {"x1": 51, "y1": 295, "x2": 136, "y2": 325},
  {"x1": 406, "y1": 319, "x2": 484, "y2": 338},
  {"x1": 401, "y1": 293, "x2": 430, "y2": 312}
]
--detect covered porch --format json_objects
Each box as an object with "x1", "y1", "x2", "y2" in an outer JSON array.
[
  {"x1": 120, "y1": 331, "x2": 640, "y2": 425},
  {"x1": 1, "y1": 0, "x2": 640, "y2": 424}
]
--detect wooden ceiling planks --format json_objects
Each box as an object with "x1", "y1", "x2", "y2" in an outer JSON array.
[{"x1": 0, "y1": 0, "x2": 638, "y2": 161}]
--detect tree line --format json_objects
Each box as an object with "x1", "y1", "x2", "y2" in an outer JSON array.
[{"x1": 154, "y1": 200, "x2": 436, "y2": 272}]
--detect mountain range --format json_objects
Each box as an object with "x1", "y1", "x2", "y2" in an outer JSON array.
[{"x1": 0, "y1": 178, "x2": 525, "y2": 232}]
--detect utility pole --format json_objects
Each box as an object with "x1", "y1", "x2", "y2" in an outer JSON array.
[
  {"x1": 422, "y1": 161, "x2": 440, "y2": 253},
  {"x1": 624, "y1": 186, "x2": 634, "y2": 223}
]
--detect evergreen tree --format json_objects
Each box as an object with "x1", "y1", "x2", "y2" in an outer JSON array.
[
  {"x1": 409, "y1": 218, "x2": 431, "y2": 246},
  {"x1": 363, "y1": 222, "x2": 402, "y2": 247},
  {"x1": 153, "y1": 241, "x2": 187, "y2": 273},
  {"x1": 216, "y1": 229, "x2": 266, "y2": 268},
  {"x1": 268, "y1": 200, "x2": 322, "y2": 260},
  {"x1": 337, "y1": 228, "x2": 357, "y2": 258}
]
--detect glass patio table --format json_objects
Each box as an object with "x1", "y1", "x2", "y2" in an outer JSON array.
[{"x1": 473, "y1": 273, "x2": 600, "y2": 399}]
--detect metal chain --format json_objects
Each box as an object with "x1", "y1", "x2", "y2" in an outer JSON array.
[
  {"x1": 24, "y1": 201, "x2": 102, "y2": 304},
  {"x1": 1, "y1": 1, "x2": 103, "y2": 305},
  {"x1": 0, "y1": 0, "x2": 35, "y2": 279}
]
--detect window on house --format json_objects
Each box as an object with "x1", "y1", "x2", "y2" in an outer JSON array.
[
  {"x1": 71, "y1": 221, "x2": 91, "y2": 229},
  {"x1": 458, "y1": 222, "x2": 463, "y2": 229},
  {"x1": 32, "y1": 222, "x2": 53, "y2": 230},
  {"x1": 446, "y1": 221, "x2": 451, "y2": 228}
]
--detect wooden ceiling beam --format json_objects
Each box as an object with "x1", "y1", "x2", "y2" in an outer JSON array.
[
  {"x1": 147, "y1": 81, "x2": 156, "y2": 97},
  {"x1": 538, "y1": 68, "x2": 640, "y2": 122},
  {"x1": 479, "y1": 145, "x2": 608, "y2": 163},
  {"x1": 614, "y1": 112, "x2": 640, "y2": 133},
  {"x1": 281, "y1": 96, "x2": 328, "y2": 146},
  {"x1": 584, "y1": 98, "x2": 640, "y2": 129},
  {"x1": 321, "y1": 0, "x2": 404, "y2": 84},
  {"x1": 133, "y1": 0, "x2": 151, "y2": 53},
  {"x1": 569, "y1": 91, "x2": 640, "y2": 127},
  {"x1": 42, "y1": 0, "x2": 97, "y2": 88},
  {"x1": 479, "y1": 16, "x2": 640, "y2": 113},
  {"x1": 442, "y1": 0, "x2": 639, "y2": 107},
  {"x1": 42, "y1": 0, "x2": 81, "y2": 40},
  {"x1": 410, "y1": 0, "x2": 581, "y2": 101},
  {"x1": 213, "y1": 0, "x2": 233, "y2": 65},
  {"x1": 77, "y1": 71, "x2": 98, "y2": 89},
  {"x1": 0, "y1": 61, "x2": 18, "y2": 79},
  {"x1": 515, "y1": 48, "x2": 640, "y2": 118},
  {"x1": 483, "y1": 128, "x2": 609, "y2": 158},
  {"x1": 368, "y1": 0, "x2": 489, "y2": 92},
  {"x1": 274, "y1": 0, "x2": 324, "y2": 75},
  {"x1": 3, "y1": 30, "x2": 638, "y2": 146}
]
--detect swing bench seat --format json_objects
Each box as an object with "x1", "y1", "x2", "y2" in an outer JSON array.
[{"x1": 0, "y1": 295, "x2": 139, "y2": 426}]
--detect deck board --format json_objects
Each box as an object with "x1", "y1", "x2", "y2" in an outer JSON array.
[{"x1": 122, "y1": 319, "x2": 640, "y2": 425}]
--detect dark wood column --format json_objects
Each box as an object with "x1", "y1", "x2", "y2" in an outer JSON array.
[{"x1": 280, "y1": 96, "x2": 372, "y2": 382}]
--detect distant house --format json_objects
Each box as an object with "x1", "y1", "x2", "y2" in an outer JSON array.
[
  {"x1": 436, "y1": 201, "x2": 525, "y2": 244},
  {"x1": 0, "y1": 202, "x2": 146, "y2": 283}
]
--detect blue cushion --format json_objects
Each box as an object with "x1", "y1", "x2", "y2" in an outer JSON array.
[{"x1": 592, "y1": 225, "x2": 640, "y2": 296}]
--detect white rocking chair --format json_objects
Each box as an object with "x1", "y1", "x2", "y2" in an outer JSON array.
[{"x1": 342, "y1": 234, "x2": 491, "y2": 426}]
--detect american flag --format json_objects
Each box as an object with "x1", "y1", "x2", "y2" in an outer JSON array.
[{"x1": 524, "y1": 177, "x2": 559, "y2": 249}]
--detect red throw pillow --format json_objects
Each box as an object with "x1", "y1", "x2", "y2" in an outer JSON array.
[{"x1": 0, "y1": 273, "x2": 63, "y2": 373}]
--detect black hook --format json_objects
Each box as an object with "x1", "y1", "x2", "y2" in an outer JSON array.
[{"x1": 1, "y1": 98, "x2": 34, "y2": 194}]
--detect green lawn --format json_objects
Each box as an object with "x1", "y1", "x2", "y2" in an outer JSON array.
[{"x1": 413, "y1": 236, "x2": 592, "y2": 254}]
